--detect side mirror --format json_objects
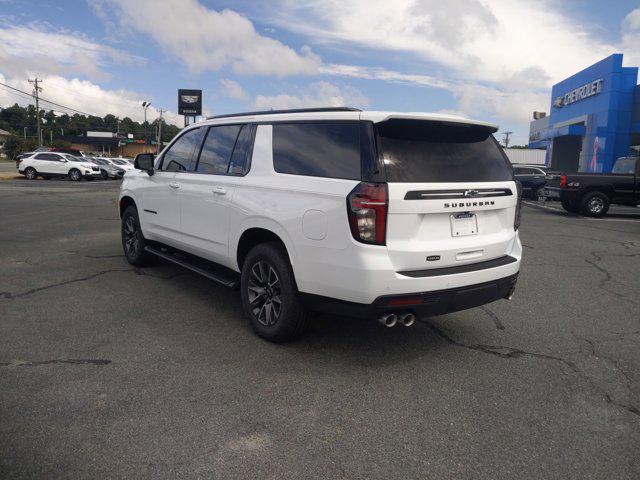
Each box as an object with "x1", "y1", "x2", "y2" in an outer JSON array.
[{"x1": 134, "y1": 153, "x2": 155, "y2": 176}]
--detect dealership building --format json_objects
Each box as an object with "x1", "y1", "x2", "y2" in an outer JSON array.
[{"x1": 529, "y1": 54, "x2": 639, "y2": 172}]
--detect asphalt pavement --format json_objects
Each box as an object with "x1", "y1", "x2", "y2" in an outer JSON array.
[{"x1": 1, "y1": 179, "x2": 639, "y2": 479}]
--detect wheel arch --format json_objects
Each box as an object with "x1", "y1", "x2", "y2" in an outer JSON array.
[
  {"x1": 234, "y1": 223, "x2": 297, "y2": 277},
  {"x1": 119, "y1": 195, "x2": 137, "y2": 218}
]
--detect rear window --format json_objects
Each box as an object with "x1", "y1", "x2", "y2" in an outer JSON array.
[
  {"x1": 376, "y1": 120, "x2": 512, "y2": 182},
  {"x1": 273, "y1": 123, "x2": 361, "y2": 180},
  {"x1": 612, "y1": 157, "x2": 636, "y2": 174}
]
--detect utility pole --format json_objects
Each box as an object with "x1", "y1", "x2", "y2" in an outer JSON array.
[
  {"x1": 23, "y1": 127, "x2": 27, "y2": 139},
  {"x1": 501, "y1": 131, "x2": 513, "y2": 148},
  {"x1": 28, "y1": 78, "x2": 43, "y2": 146},
  {"x1": 156, "y1": 109, "x2": 164, "y2": 154}
]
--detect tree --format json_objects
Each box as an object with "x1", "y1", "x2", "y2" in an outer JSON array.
[{"x1": 4, "y1": 135, "x2": 37, "y2": 160}]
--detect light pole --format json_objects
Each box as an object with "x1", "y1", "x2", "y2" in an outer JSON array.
[{"x1": 142, "y1": 101, "x2": 151, "y2": 149}]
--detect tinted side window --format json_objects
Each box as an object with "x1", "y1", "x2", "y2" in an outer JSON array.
[
  {"x1": 196, "y1": 125, "x2": 242, "y2": 174},
  {"x1": 273, "y1": 123, "x2": 361, "y2": 180},
  {"x1": 35, "y1": 153, "x2": 59, "y2": 161},
  {"x1": 161, "y1": 128, "x2": 202, "y2": 172},
  {"x1": 228, "y1": 125, "x2": 254, "y2": 175}
]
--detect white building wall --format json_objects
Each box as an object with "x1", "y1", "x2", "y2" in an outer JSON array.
[{"x1": 504, "y1": 148, "x2": 546, "y2": 165}]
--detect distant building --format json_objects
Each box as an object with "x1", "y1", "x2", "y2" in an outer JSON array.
[
  {"x1": 529, "y1": 54, "x2": 640, "y2": 173},
  {"x1": 61, "y1": 132, "x2": 156, "y2": 157}
]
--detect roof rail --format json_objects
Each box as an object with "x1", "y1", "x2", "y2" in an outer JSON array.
[{"x1": 207, "y1": 107, "x2": 361, "y2": 120}]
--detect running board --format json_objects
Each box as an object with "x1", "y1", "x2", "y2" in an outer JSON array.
[{"x1": 144, "y1": 245, "x2": 239, "y2": 288}]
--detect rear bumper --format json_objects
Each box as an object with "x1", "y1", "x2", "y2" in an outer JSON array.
[{"x1": 300, "y1": 273, "x2": 518, "y2": 319}]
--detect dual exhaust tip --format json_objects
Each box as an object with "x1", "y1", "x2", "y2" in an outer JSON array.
[{"x1": 378, "y1": 313, "x2": 416, "y2": 328}]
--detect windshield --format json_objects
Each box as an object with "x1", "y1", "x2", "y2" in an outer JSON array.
[
  {"x1": 612, "y1": 157, "x2": 637, "y2": 174},
  {"x1": 66, "y1": 156, "x2": 84, "y2": 162},
  {"x1": 376, "y1": 120, "x2": 513, "y2": 183}
]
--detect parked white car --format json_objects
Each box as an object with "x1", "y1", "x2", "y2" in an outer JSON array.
[
  {"x1": 119, "y1": 108, "x2": 522, "y2": 341},
  {"x1": 18, "y1": 152, "x2": 101, "y2": 181},
  {"x1": 109, "y1": 158, "x2": 135, "y2": 172}
]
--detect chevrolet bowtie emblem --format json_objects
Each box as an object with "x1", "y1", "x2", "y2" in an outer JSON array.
[{"x1": 464, "y1": 190, "x2": 479, "y2": 197}]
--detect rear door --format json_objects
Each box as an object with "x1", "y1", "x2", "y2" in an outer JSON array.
[
  {"x1": 177, "y1": 123, "x2": 255, "y2": 265},
  {"x1": 32, "y1": 153, "x2": 61, "y2": 174},
  {"x1": 376, "y1": 119, "x2": 517, "y2": 272}
]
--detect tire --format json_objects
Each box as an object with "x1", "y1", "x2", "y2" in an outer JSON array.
[
  {"x1": 101, "y1": 170, "x2": 109, "y2": 180},
  {"x1": 561, "y1": 198, "x2": 580, "y2": 213},
  {"x1": 121, "y1": 206, "x2": 156, "y2": 267},
  {"x1": 241, "y1": 242, "x2": 308, "y2": 342},
  {"x1": 533, "y1": 185, "x2": 545, "y2": 200},
  {"x1": 581, "y1": 192, "x2": 610, "y2": 218},
  {"x1": 24, "y1": 167, "x2": 37, "y2": 180},
  {"x1": 68, "y1": 168, "x2": 82, "y2": 181}
]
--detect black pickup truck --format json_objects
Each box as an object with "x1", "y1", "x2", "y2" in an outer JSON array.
[{"x1": 545, "y1": 156, "x2": 639, "y2": 217}]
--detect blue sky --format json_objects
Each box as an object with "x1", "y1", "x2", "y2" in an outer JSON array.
[{"x1": 0, "y1": 0, "x2": 638, "y2": 144}]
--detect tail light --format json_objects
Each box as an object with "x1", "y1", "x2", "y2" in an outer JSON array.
[
  {"x1": 559, "y1": 175, "x2": 567, "y2": 188},
  {"x1": 347, "y1": 182, "x2": 388, "y2": 245},
  {"x1": 514, "y1": 181, "x2": 522, "y2": 231}
]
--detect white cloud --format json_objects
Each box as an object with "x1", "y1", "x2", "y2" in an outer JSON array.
[
  {"x1": 0, "y1": 22, "x2": 141, "y2": 81},
  {"x1": 219, "y1": 78, "x2": 248, "y2": 100},
  {"x1": 93, "y1": 0, "x2": 321, "y2": 76},
  {"x1": 269, "y1": 0, "x2": 631, "y2": 135},
  {"x1": 320, "y1": 64, "x2": 451, "y2": 90},
  {"x1": 253, "y1": 81, "x2": 369, "y2": 110},
  {"x1": 0, "y1": 74, "x2": 181, "y2": 127},
  {"x1": 622, "y1": 9, "x2": 640, "y2": 66}
]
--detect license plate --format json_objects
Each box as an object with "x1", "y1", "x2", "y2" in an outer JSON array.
[{"x1": 450, "y1": 213, "x2": 477, "y2": 237}]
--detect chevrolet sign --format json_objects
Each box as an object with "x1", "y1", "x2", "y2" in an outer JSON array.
[{"x1": 554, "y1": 79, "x2": 603, "y2": 108}]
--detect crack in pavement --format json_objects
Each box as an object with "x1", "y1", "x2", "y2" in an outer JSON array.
[
  {"x1": 0, "y1": 359, "x2": 111, "y2": 367},
  {"x1": 480, "y1": 305, "x2": 504, "y2": 330},
  {"x1": 0, "y1": 268, "x2": 133, "y2": 300},
  {"x1": 421, "y1": 321, "x2": 640, "y2": 419},
  {"x1": 584, "y1": 251, "x2": 639, "y2": 306}
]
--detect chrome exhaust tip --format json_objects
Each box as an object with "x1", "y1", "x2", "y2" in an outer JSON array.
[
  {"x1": 399, "y1": 313, "x2": 416, "y2": 327},
  {"x1": 378, "y1": 313, "x2": 397, "y2": 328}
]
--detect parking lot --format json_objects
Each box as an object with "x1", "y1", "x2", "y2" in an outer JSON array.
[{"x1": 1, "y1": 179, "x2": 639, "y2": 479}]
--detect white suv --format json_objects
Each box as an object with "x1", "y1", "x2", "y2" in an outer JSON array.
[
  {"x1": 19, "y1": 152, "x2": 101, "y2": 181},
  {"x1": 119, "y1": 108, "x2": 521, "y2": 342}
]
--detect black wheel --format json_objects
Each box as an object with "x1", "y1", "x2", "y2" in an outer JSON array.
[
  {"x1": 101, "y1": 170, "x2": 109, "y2": 180},
  {"x1": 24, "y1": 167, "x2": 37, "y2": 180},
  {"x1": 581, "y1": 192, "x2": 610, "y2": 217},
  {"x1": 241, "y1": 242, "x2": 308, "y2": 342},
  {"x1": 533, "y1": 185, "x2": 545, "y2": 200},
  {"x1": 121, "y1": 206, "x2": 156, "y2": 267},
  {"x1": 69, "y1": 168, "x2": 82, "y2": 181},
  {"x1": 561, "y1": 198, "x2": 580, "y2": 213}
]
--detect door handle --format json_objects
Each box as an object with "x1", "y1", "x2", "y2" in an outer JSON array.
[
  {"x1": 169, "y1": 182, "x2": 180, "y2": 189},
  {"x1": 212, "y1": 186, "x2": 227, "y2": 195}
]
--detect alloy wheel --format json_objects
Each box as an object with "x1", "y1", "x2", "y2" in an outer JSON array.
[
  {"x1": 588, "y1": 197, "x2": 604, "y2": 214},
  {"x1": 123, "y1": 215, "x2": 139, "y2": 258},
  {"x1": 247, "y1": 260, "x2": 282, "y2": 326},
  {"x1": 25, "y1": 168, "x2": 36, "y2": 179},
  {"x1": 70, "y1": 170, "x2": 81, "y2": 181}
]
